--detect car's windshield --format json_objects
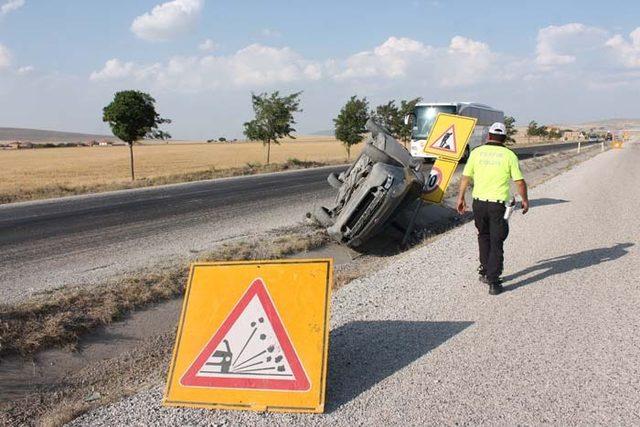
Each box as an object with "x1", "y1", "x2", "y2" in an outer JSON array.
[{"x1": 412, "y1": 105, "x2": 457, "y2": 139}]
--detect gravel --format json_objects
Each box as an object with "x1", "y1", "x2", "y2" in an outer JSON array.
[{"x1": 70, "y1": 143, "x2": 640, "y2": 425}]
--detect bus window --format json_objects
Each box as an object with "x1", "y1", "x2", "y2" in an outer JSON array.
[{"x1": 412, "y1": 105, "x2": 457, "y2": 139}]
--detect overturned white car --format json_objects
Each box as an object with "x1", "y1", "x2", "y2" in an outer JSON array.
[{"x1": 311, "y1": 119, "x2": 426, "y2": 248}]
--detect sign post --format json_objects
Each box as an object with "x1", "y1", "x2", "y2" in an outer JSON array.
[
  {"x1": 399, "y1": 113, "x2": 477, "y2": 245},
  {"x1": 164, "y1": 259, "x2": 332, "y2": 413}
]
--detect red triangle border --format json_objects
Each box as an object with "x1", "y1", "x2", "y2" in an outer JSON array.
[
  {"x1": 429, "y1": 124, "x2": 458, "y2": 153},
  {"x1": 180, "y1": 278, "x2": 310, "y2": 391}
]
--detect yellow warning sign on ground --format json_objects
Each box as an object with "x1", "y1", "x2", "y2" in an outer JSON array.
[
  {"x1": 421, "y1": 157, "x2": 458, "y2": 204},
  {"x1": 163, "y1": 259, "x2": 332, "y2": 413},
  {"x1": 423, "y1": 113, "x2": 477, "y2": 161},
  {"x1": 613, "y1": 140, "x2": 624, "y2": 149}
]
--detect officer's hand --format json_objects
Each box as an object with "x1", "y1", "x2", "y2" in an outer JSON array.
[
  {"x1": 456, "y1": 198, "x2": 466, "y2": 215},
  {"x1": 521, "y1": 199, "x2": 529, "y2": 215}
]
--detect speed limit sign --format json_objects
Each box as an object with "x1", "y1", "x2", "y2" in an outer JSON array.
[{"x1": 421, "y1": 157, "x2": 458, "y2": 204}]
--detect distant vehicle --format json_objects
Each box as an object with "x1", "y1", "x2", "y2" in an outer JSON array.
[
  {"x1": 605, "y1": 132, "x2": 613, "y2": 141},
  {"x1": 407, "y1": 102, "x2": 504, "y2": 162},
  {"x1": 588, "y1": 134, "x2": 599, "y2": 142}
]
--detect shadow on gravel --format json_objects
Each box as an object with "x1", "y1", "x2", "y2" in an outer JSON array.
[
  {"x1": 325, "y1": 320, "x2": 473, "y2": 412},
  {"x1": 503, "y1": 242, "x2": 634, "y2": 292},
  {"x1": 529, "y1": 198, "x2": 569, "y2": 208}
]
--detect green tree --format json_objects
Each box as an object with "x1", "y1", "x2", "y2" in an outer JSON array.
[
  {"x1": 102, "y1": 90, "x2": 171, "y2": 180},
  {"x1": 526, "y1": 120, "x2": 539, "y2": 143},
  {"x1": 504, "y1": 116, "x2": 518, "y2": 144},
  {"x1": 548, "y1": 127, "x2": 562, "y2": 140},
  {"x1": 334, "y1": 95, "x2": 369, "y2": 160},
  {"x1": 538, "y1": 125, "x2": 549, "y2": 139},
  {"x1": 372, "y1": 101, "x2": 400, "y2": 134},
  {"x1": 243, "y1": 91, "x2": 302, "y2": 164}
]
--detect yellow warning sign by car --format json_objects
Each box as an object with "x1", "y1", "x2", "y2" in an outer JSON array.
[
  {"x1": 163, "y1": 259, "x2": 332, "y2": 413},
  {"x1": 421, "y1": 157, "x2": 458, "y2": 204},
  {"x1": 423, "y1": 113, "x2": 477, "y2": 161}
]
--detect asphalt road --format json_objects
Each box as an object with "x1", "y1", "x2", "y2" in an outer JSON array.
[
  {"x1": 0, "y1": 141, "x2": 599, "y2": 302},
  {"x1": 72, "y1": 141, "x2": 638, "y2": 425},
  {"x1": 0, "y1": 166, "x2": 342, "y2": 302}
]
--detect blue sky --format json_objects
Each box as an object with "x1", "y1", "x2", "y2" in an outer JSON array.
[{"x1": 1, "y1": 0, "x2": 640, "y2": 139}]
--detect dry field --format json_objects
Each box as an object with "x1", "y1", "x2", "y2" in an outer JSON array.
[{"x1": 0, "y1": 136, "x2": 361, "y2": 202}]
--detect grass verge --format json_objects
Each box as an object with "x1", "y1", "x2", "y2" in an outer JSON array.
[
  {"x1": 0, "y1": 227, "x2": 329, "y2": 357},
  {"x1": 0, "y1": 158, "x2": 337, "y2": 205}
]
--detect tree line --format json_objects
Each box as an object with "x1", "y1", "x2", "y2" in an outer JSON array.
[
  {"x1": 243, "y1": 92, "x2": 424, "y2": 161},
  {"x1": 333, "y1": 96, "x2": 422, "y2": 159},
  {"x1": 101, "y1": 89, "x2": 519, "y2": 180},
  {"x1": 526, "y1": 121, "x2": 567, "y2": 142}
]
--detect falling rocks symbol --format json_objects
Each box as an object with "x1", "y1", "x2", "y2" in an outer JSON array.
[{"x1": 181, "y1": 278, "x2": 310, "y2": 391}]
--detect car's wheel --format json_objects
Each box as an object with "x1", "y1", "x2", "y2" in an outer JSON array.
[
  {"x1": 312, "y1": 206, "x2": 334, "y2": 227},
  {"x1": 327, "y1": 172, "x2": 343, "y2": 189},
  {"x1": 460, "y1": 146, "x2": 471, "y2": 163}
]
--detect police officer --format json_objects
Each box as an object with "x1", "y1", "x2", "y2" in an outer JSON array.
[{"x1": 456, "y1": 122, "x2": 529, "y2": 295}]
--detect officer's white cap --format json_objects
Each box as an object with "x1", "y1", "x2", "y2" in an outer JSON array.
[{"x1": 489, "y1": 122, "x2": 506, "y2": 135}]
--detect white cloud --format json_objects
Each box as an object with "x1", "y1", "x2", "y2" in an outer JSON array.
[
  {"x1": 90, "y1": 44, "x2": 322, "y2": 89},
  {"x1": 606, "y1": 28, "x2": 640, "y2": 68},
  {"x1": 90, "y1": 58, "x2": 134, "y2": 81},
  {"x1": 198, "y1": 38, "x2": 217, "y2": 52},
  {"x1": 17, "y1": 65, "x2": 33, "y2": 74},
  {"x1": 89, "y1": 24, "x2": 640, "y2": 113},
  {"x1": 334, "y1": 35, "x2": 497, "y2": 87},
  {"x1": 90, "y1": 35, "x2": 504, "y2": 91},
  {"x1": 536, "y1": 23, "x2": 608, "y2": 68},
  {"x1": 131, "y1": 0, "x2": 203, "y2": 42},
  {"x1": 0, "y1": 43, "x2": 11, "y2": 69},
  {"x1": 0, "y1": 0, "x2": 24, "y2": 16},
  {"x1": 89, "y1": 58, "x2": 164, "y2": 82},
  {"x1": 229, "y1": 44, "x2": 322, "y2": 85},
  {"x1": 441, "y1": 36, "x2": 495, "y2": 87},
  {"x1": 335, "y1": 36, "x2": 433, "y2": 80}
]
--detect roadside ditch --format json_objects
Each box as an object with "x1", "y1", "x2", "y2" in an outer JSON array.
[{"x1": 0, "y1": 143, "x2": 606, "y2": 426}]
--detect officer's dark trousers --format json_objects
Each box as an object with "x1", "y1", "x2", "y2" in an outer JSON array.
[{"x1": 472, "y1": 199, "x2": 509, "y2": 283}]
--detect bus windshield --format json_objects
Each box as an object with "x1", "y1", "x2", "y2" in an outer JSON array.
[{"x1": 412, "y1": 105, "x2": 457, "y2": 139}]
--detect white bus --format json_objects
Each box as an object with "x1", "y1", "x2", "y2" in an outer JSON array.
[{"x1": 407, "y1": 102, "x2": 504, "y2": 162}]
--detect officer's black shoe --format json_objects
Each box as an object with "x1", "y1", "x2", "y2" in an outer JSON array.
[
  {"x1": 478, "y1": 265, "x2": 488, "y2": 284},
  {"x1": 488, "y1": 281, "x2": 504, "y2": 295}
]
